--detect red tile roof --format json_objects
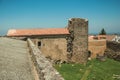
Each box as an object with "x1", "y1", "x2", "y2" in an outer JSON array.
[
  {"x1": 88, "y1": 35, "x2": 116, "y2": 41},
  {"x1": 106, "y1": 35, "x2": 116, "y2": 41},
  {"x1": 7, "y1": 28, "x2": 70, "y2": 37}
]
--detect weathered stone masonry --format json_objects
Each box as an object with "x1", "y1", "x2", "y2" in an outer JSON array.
[
  {"x1": 27, "y1": 38, "x2": 64, "y2": 80},
  {"x1": 7, "y1": 18, "x2": 89, "y2": 64},
  {"x1": 67, "y1": 18, "x2": 88, "y2": 63}
]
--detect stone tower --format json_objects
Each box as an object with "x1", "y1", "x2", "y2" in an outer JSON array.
[{"x1": 67, "y1": 18, "x2": 88, "y2": 63}]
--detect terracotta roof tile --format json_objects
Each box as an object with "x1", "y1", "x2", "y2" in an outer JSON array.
[
  {"x1": 106, "y1": 35, "x2": 116, "y2": 41},
  {"x1": 88, "y1": 35, "x2": 116, "y2": 41},
  {"x1": 7, "y1": 28, "x2": 70, "y2": 37}
]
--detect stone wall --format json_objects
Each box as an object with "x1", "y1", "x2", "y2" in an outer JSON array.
[
  {"x1": 68, "y1": 18, "x2": 88, "y2": 63},
  {"x1": 27, "y1": 38, "x2": 64, "y2": 80},
  {"x1": 39, "y1": 38, "x2": 68, "y2": 62},
  {"x1": 104, "y1": 41, "x2": 120, "y2": 61},
  {"x1": 88, "y1": 40, "x2": 106, "y2": 58},
  {"x1": 31, "y1": 36, "x2": 68, "y2": 63}
]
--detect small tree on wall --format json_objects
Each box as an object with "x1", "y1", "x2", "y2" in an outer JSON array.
[{"x1": 99, "y1": 28, "x2": 106, "y2": 35}]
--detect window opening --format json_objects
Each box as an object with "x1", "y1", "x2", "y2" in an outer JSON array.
[{"x1": 38, "y1": 41, "x2": 41, "y2": 47}]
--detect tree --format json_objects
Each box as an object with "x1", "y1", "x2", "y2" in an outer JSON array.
[{"x1": 99, "y1": 28, "x2": 106, "y2": 35}]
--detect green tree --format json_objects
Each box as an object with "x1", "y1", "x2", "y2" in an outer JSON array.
[{"x1": 99, "y1": 28, "x2": 106, "y2": 35}]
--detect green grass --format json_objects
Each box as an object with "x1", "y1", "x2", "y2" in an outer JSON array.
[{"x1": 54, "y1": 59, "x2": 120, "y2": 80}]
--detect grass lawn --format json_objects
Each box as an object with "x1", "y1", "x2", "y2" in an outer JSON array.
[{"x1": 54, "y1": 59, "x2": 120, "y2": 80}]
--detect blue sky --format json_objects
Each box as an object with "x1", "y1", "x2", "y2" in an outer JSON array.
[{"x1": 0, "y1": 0, "x2": 120, "y2": 35}]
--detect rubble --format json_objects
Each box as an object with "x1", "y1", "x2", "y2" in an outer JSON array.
[{"x1": 104, "y1": 41, "x2": 120, "y2": 61}]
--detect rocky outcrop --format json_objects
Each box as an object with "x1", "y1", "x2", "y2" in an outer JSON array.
[{"x1": 27, "y1": 38, "x2": 64, "y2": 80}]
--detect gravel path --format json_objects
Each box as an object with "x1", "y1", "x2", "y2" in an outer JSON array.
[{"x1": 0, "y1": 37, "x2": 35, "y2": 80}]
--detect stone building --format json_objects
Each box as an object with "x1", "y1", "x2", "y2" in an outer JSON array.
[
  {"x1": 88, "y1": 35, "x2": 118, "y2": 58},
  {"x1": 7, "y1": 18, "x2": 88, "y2": 64}
]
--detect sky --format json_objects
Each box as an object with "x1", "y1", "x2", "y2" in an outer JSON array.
[{"x1": 0, "y1": 0, "x2": 120, "y2": 36}]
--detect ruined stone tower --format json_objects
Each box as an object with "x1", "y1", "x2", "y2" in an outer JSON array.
[{"x1": 68, "y1": 18, "x2": 88, "y2": 63}]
